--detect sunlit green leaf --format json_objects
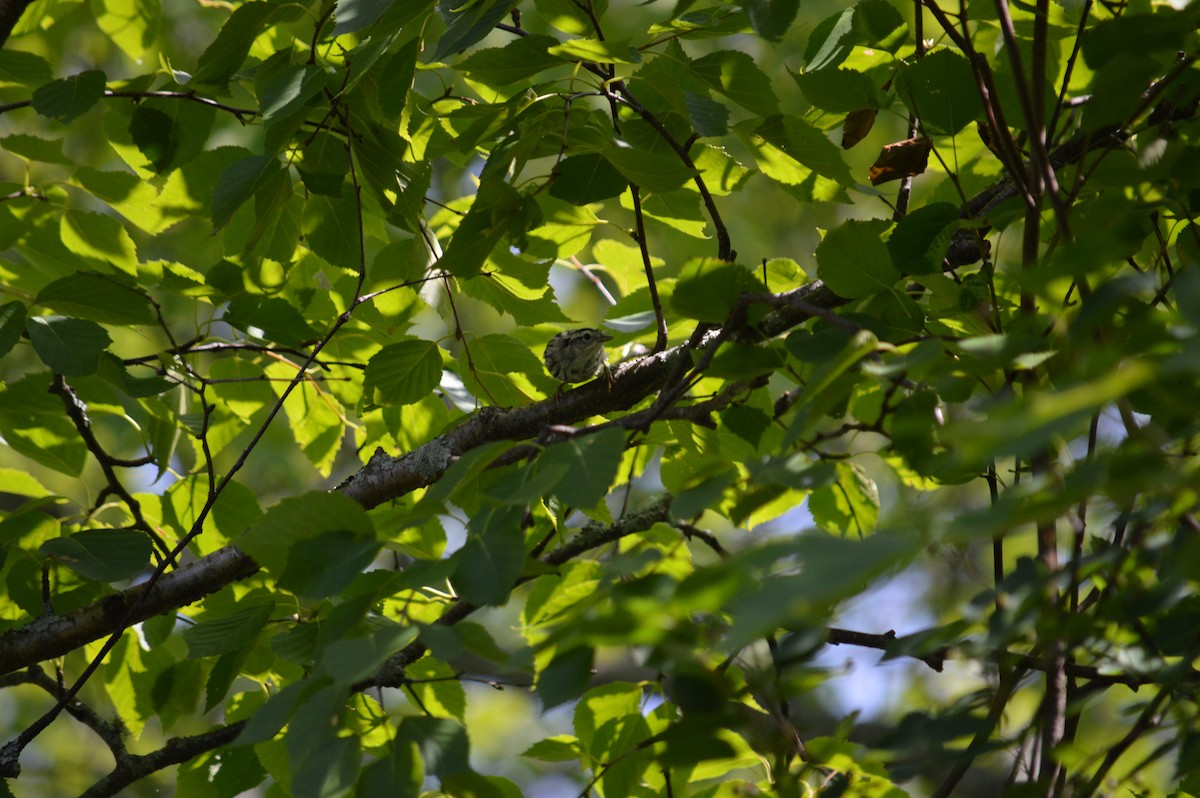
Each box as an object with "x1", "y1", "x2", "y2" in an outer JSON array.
[
  {"x1": 36, "y1": 272, "x2": 156, "y2": 325},
  {"x1": 183, "y1": 599, "x2": 275, "y2": 658},
  {"x1": 364, "y1": 339, "x2": 443, "y2": 407},
  {"x1": 0, "y1": 301, "x2": 27, "y2": 359}
]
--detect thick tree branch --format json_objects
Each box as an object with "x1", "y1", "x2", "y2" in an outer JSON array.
[{"x1": 0, "y1": 547, "x2": 259, "y2": 677}]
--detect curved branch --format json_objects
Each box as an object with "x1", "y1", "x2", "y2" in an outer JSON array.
[
  {"x1": 49, "y1": 375, "x2": 174, "y2": 562},
  {"x1": 80, "y1": 722, "x2": 247, "y2": 798}
]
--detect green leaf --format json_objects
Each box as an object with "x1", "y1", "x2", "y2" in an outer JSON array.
[
  {"x1": 332, "y1": 0, "x2": 392, "y2": 35},
  {"x1": 816, "y1": 218, "x2": 899, "y2": 298},
  {"x1": 244, "y1": 168, "x2": 302, "y2": 261},
  {"x1": 1082, "y1": 54, "x2": 1161, "y2": 132},
  {"x1": 26, "y1": 316, "x2": 111, "y2": 376},
  {"x1": 547, "y1": 38, "x2": 639, "y2": 65},
  {"x1": 688, "y1": 50, "x2": 779, "y2": 117},
  {"x1": 724, "y1": 532, "x2": 918, "y2": 648},
  {"x1": 433, "y1": 0, "x2": 517, "y2": 61},
  {"x1": 684, "y1": 91, "x2": 730, "y2": 137},
  {"x1": 0, "y1": 374, "x2": 88, "y2": 476},
  {"x1": 286, "y1": 689, "x2": 361, "y2": 798},
  {"x1": 745, "y1": 0, "x2": 800, "y2": 41},
  {"x1": 151, "y1": 659, "x2": 205, "y2": 731},
  {"x1": 239, "y1": 491, "x2": 376, "y2": 575},
  {"x1": 31, "y1": 70, "x2": 106, "y2": 123},
  {"x1": 396, "y1": 716, "x2": 474, "y2": 780},
  {"x1": 91, "y1": 0, "x2": 160, "y2": 61},
  {"x1": 59, "y1": 210, "x2": 139, "y2": 275},
  {"x1": 671, "y1": 258, "x2": 767, "y2": 323},
  {"x1": 804, "y1": 0, "x2": 906, "y2": 70},
  {"x1": 538, "y1": 428, "x2": 626, "y2": 508},
  {"x1": 0, "y1": 134, "x2": 72, "y2": 164},
  {"x1": 211, "y1": 154, "x2": 284, "y2": 230},
  {"x1": 457, "y1": 35, "x2": 564, "y2": 86},
  {"x1": 453, "y1": 505, "x2": 525, "y2": 606},
  {"x1": 804, "y1": 7, "x2": 857, "y2": 71},
  {"x1": 658, "y1": 720, "x2": 738, "y2": 767},
  {"x1": 320, "y1": 624, "x2": 418, "y2": 684},
  {"x1": 457, "y1": 332, "x2": 545, "y2": 406},
  {"x1": 364, "y1": 339, "x2": 443, "y2": 406},
  {"x1": 222, "y1": 296, "x2": 317, "y2": 347},
  {"x1": 36, "y1": 272, "x2": 156, "y2": 325},
  {"x1": 438, "y1": 166, "x2": 524, "y2": 278},
  {"x1": 707, "y1": 342, "x2": 786, "y2": 380},
  {"x1": 736, "y1": 115, "x2": 855, "y2": 190},
  {"x1": 783, "y1": 329, "x2": 879, "y2": 443},
  {"x1": 574, "y1": 682, "x2": 643, "y2": 752},
  {"x1": 809, "y1": 461, "x2": 880, "y2": 536},
  {"x1": 403, "y1": 657, "x2": 468, "y2": 721},
  {"x1": 41, "y1": 528, "x2": 153, "y2": 581},
  {"x1": 460, "y1": 270, "x2": 572, "y2": 326},
  {"x1": 0, "y1": 301, "x2": 27, "y2": 359},
  {"x1": 888, "y1": 202, "x2": 960, "y2": 275},
  {"x1": 522, "y1": 734, "x2": 584, "y2": 762},
  {"x1": 620, "y1": 189, "x2": 709, "y2": 237},
  {"x1": 280, "y1": 531, "x2": 382, "y2": 599},
  {"x1": 791, "y1": 67, "x2": 882, "y2": 113},
  {"x1": 183, "y1": 599, "x2": 275, "y2": 658},
  {"x1": 948, "y1": 361, "x2": 1156, "y2": 470},
  {"x1": 672, "y1": 467, "x2": 736, "y2": 521},
  {"x1": 536, "y1": 646, "x2": 594, "y2": 709},
  {"x1": 0, "y1": 49, "x2": 52, "y2": 85},
  {"x1": 579, "y1": 688, "x2": 653, "y2": 794},
  {"x1": 297, "y1": 131, "x2": 348, "y2": 196},
  {"x1": 896, "y1": 49, "x2": 982, "y2": 135},
  {"x1": 357, "y1": 734, "x2": 422, "y2": 797},
  {"x1": 129, "y1": 98, "x2": 216, "y2": 174},
  {"x1": 301, "y1": 187, "x2": 361, "y2": 270},
  {"x1": 188, "y1": 2, "x2": 277, "y2": 90},
  {"x1": 1082, "y1": 7, "x2": 1199, "y2": 69},
  {"x1": 259, "y1": 64, "x2": 327, "y2": 122},
  {"x1": 550, "y1": 154, "x2": 629, "y2": 205},
  {"x1": 603, "y1": 139, "x2": 696, "y2": 194},
  {"x1": 532, "y1": 0, "x2": 602, "y2": 35}
]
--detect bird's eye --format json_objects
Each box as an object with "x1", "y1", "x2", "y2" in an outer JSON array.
[{"x1": 581, "y1": 332, "x2": 593, "y2": 340}]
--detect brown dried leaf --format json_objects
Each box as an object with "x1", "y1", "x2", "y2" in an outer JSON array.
[
  {"x1": 868, "y1": 136, "x2": 932, "y2": 185},
  {"x1": 842, "y1": 108, "x2": 878, "y2": 149}
]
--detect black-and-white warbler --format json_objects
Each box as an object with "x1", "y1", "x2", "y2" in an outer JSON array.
[{"x1": 543, "y1": 328, "x2": 613, "y2": 386}]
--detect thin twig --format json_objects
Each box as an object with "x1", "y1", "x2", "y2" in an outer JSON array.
[{"x1": 629, "y1": 185, "x2": 668, "y2": 352}]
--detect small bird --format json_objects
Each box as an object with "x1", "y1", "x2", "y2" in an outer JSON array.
[{"x1": 543, "y1": 328, "x2": 613, "y2": 389}]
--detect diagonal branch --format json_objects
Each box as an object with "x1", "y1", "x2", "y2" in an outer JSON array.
[
  {"x1": 0, "y1": 546, "x2": 259, "y2": 678},
  {"x1": 80, "y1": 722, "x2": 247, "y2": 798}
]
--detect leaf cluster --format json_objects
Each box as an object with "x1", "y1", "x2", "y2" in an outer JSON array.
[{"x1": 1, "y1": 0, "x2": 1200, "y2": 796}]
